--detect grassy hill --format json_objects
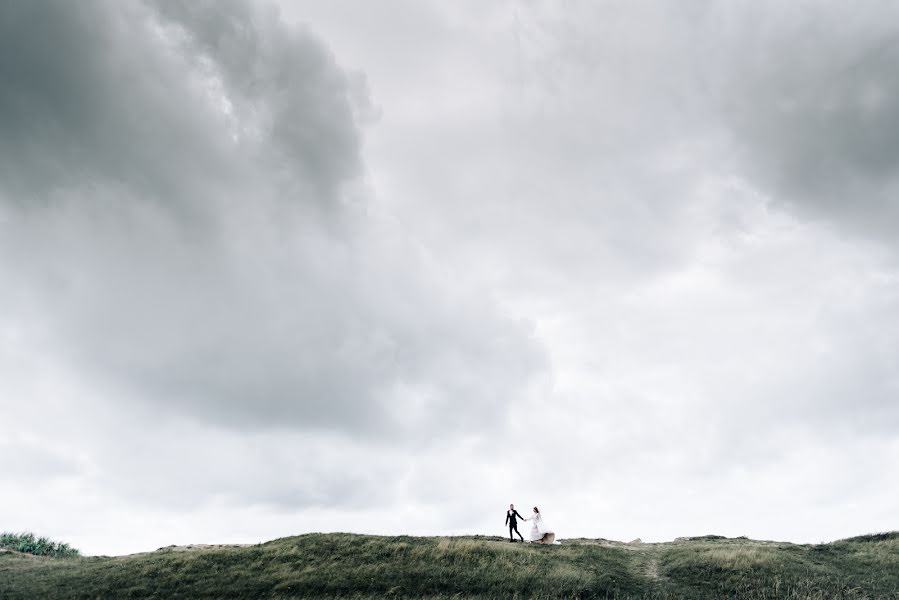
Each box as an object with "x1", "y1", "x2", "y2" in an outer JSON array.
[{"x1": 2, "y1": 532, "x2": 898, "y2": 599}]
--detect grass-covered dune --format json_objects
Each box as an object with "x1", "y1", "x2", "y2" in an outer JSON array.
[{"x1": 2, "y1": 532, "x2": 898, "y2": 599}]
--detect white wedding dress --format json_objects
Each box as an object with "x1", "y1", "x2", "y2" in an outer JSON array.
[{"x1": 528, "y1": 512, "x2": 555, "y2": 544}]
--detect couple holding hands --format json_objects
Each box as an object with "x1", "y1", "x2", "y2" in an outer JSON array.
[{"x1": 505, "y1": 503, "x2": 556, "y2": 544}]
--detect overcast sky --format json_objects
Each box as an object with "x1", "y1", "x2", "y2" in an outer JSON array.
[{"x1": 2, "y1": 0, "x2": 899, "y2": 556}]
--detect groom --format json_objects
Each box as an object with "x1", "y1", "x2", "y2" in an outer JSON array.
[{"x1": 505, "y1": 503, "x2": 525, "y2": 542}]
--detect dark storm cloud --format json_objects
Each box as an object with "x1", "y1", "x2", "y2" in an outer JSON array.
[
  {"x1": 148, "y1": 0, "x2": 366, "y2": 202},
  {"x1": 0, "y1": 0, "x2": 547, "y2": 436},
  {"x1": 721, "y1": 1, "x2": 899, "y2": 239},
  {"x1": 0, "y1": 1, "x2": 235, "y2": 216}
]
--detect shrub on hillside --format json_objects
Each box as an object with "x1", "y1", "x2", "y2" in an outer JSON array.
[{"x1": 0, "y1": 532, "x2": 80, "y2": 557}]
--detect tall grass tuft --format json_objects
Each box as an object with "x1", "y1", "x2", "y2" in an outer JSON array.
[{"x1": 0, "y1": 531, "x2": 80, "y2": 557}]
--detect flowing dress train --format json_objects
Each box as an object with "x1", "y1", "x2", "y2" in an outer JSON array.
[{"x1": 529, "y1": 513, "x2": 555, "y2": 544}]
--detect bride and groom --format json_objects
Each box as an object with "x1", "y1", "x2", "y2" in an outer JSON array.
[{"x1": 505, "y1": 503, "x2": 555, "y2": 544}]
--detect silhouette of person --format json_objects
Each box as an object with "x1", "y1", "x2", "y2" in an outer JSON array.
[{"x1": 505, "y1": 503, "x2": 525, "y2": 542}]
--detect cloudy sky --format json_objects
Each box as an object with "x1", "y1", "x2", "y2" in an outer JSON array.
[{"x1": 2, "y1": 0, "x2": 899, "y2": 555}]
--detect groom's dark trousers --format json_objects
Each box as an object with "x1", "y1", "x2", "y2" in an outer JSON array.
[{"x1": 505, "y1": 509, "x2": 524, "y2": 541}]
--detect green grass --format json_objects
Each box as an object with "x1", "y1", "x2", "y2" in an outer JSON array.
[
  {"x1": 0, "y1": 532, "x2": 80, "y2": 558},
  {"x1": 1, "y1": 532, "x2": 898, "y2": 599}
]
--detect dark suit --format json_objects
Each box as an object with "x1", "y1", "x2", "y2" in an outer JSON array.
[{"x1": 505, "y1": 509, "x2": 524, "y2": 541}]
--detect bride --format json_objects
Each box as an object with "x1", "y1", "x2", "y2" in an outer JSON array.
[{"x1": 524, "y1": 506, "x2": 555, "y2": 544}]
